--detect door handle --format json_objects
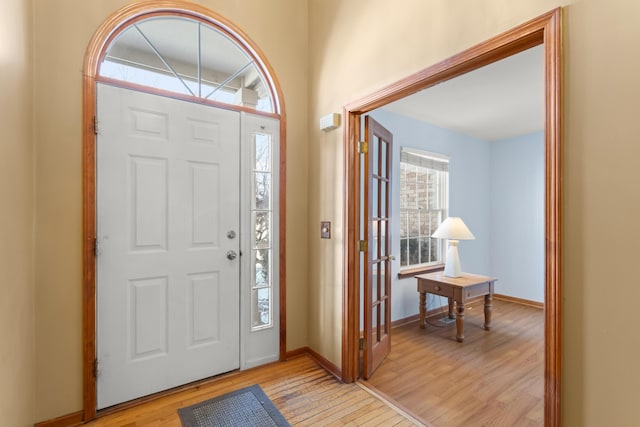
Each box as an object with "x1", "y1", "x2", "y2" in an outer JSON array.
[{"x1": 226, "y1": 250, "x2": 238, "y2": 260}]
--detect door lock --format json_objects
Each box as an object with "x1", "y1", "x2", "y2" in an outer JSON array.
[
  {"x1": 227, "y1": 230, "x2": 236, "y2": 239},
  {"x1": 226, "y1": 250, "x2": 238, "y2": 260}
]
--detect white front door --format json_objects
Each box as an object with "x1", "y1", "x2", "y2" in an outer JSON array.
[{"x1": 96, "y1": 84, "x2": 240, "y2": 409}]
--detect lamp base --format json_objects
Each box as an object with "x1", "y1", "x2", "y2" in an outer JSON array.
[{"x1": 443, "y1": 240, "x2": 462, "y2": 277}]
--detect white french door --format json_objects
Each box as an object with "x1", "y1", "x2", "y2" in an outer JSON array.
[{"x1": 96, "y1": 84, "x2": 241, "y2": 409}]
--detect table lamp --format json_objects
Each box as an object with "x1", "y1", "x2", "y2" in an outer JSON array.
[{"x1": 432, "y1": 217, "x2": 475, "y2": 277}]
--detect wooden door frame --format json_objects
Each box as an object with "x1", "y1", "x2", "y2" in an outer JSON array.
[
  {"x1": 342, "y1": 8, "x2": 562, "y2": 426},
  {"x1": 82, "y1": 1, "x2": 287, "y2": 421}
]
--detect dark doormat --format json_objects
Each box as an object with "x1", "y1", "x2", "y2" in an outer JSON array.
[{"x1": 178, "y1": 384, "x2": 291, "y2": 427}]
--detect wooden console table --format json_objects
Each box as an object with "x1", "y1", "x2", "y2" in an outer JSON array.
[{"x1": 416, "y1": 271, "x2": 497, "y2": 342}]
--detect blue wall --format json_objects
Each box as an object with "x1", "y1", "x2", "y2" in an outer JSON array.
[
  {"x1": 369, "y1": 109, "x2": 492, "y2": 320},
  {"x1": 369, "y1": 109, "x2": 544, "y2": 321},
  {"x1": 490, "y1": 132, "x2": 544, "y2": 303}
]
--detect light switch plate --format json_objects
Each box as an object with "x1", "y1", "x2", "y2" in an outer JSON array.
[{"x1": 320, "y1": 221, "x2": 331, "y2": 239}]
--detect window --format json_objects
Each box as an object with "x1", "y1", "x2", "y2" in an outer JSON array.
[
  {"x1": 252, "y1": 132, "x2": 273, "y2": 329},
  {"x1": 99, "y1": 17, "x2": 275, "y2": 113},
  {"x1": 399, "y1": 148, "x2": 448, "y2": 269}
]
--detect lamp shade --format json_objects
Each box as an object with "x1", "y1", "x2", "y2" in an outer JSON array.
[{"x1": 432, "y1": 217, "x2": 475, "y2": 240}]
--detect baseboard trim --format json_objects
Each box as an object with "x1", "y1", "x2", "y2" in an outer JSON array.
[
  {"x1": 34, "y1": 411, "x2": 83, "y2": 427},
  {"x1": 391, "y1": 313, "x2": 420, "y2": 328},
  {"x1": 389, "y1": 305, "x2": 450, "y2": 329},
  {"x1": 283, "y1": 346, "x2": 309, "y2": 359},
  {"x1": 494, "y1": 293, "x2": 544, "y2": 309},
  {"x1": 287, "y1": 346, "x2": 342, "y2": 381}
]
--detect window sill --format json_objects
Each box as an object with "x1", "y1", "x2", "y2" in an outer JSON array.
[{"x1": 397, "y1": 264, "x2": 445, "y2": 279}]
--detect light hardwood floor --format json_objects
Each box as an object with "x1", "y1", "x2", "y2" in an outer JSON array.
[
  {"x1": 85, "y1": 354, "x2": 420, "y2": 426},
  {"x1": 363, "y1": 298, "x2": 544, "y2": 427}
]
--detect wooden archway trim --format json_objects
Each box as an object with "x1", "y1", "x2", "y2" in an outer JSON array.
[
  {"x1": 342, "y1": 8, "x2": 562, "y2": 426},
  {"x1": 82, "y1": 1, "x2": 287, "y2": 421}
]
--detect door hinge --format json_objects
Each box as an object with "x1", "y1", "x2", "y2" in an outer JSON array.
[
  {"x1": 94, "y1": 116, "x2": 98, "y2": 135},
  {"x1": 93, "y1": 358, "x2": 99, "y2": 378},
  {"x1": 359, "y1": 337, "x2": 365, "y2": 350},
  {"x1": 93, "y1": 237, "x2": 98, "y2": 257},
  {"x1": 358, "y1": 141, "x2": 368, "y2": 154},
  {"x1": 358, "y1": 240, "x2": 367, "y2": 252}
]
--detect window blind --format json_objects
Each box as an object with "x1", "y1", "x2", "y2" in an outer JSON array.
[{"x1": 400, "y1": 150, "x2": 448, "y2": 172}]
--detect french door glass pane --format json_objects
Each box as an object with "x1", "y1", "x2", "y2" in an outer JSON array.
[
  {"x1": 372, "y1": 178, "x2": 379, "y2": 218},
  {"x1": 381, "y1": 300, "x2": 387, "y2": 336},
  {"x1": 380, "y1": 220, "x2": 386, "y2": 256},
  {"x1": 372, "y1": 304, "x2": 379, "y2": 340},
  {"x1": 372, "y1": 264, "x2": 379, "y2": 302},
  {"x1": 381, "y1": 141, "x2": 388, "y2": 179},
  {"x1": 380, "y1": 261, "x2": 386, "y2": 297},
  {"x1": 380, "y1": 180, "x2": 387, "y2": 218},
  {"x1": 372, "y1": 136, "x2": 380, "y2": 176}
]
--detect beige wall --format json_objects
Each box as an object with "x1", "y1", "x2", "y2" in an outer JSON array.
[
  {"x1": 307, "y1": 0, "x2": 640, "y2": 425},
  {"x1": 27, "y1": 0, "x2": 640, "y2": 424},
  {"x1": 0, "y1": 0, "x2": 35, "y2": 425},
  {"x1": 32, "y1": 0, "x2": 308, "y2": 422}
]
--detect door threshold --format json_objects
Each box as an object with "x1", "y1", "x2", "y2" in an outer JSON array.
[{"x1": 356, "y1": 380, "x2": 431, "y2": 427}]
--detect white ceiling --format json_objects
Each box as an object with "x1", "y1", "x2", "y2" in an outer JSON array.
[{"x1": 382, "y1": 45, "x2": 544, "y2": 142}]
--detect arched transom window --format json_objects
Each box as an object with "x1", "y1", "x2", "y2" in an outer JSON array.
[{"x1": 99, "y1": 15, "x2": 275, "y2": 113}]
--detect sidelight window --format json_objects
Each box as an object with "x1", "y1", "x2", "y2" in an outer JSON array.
[{"x1": 251, "y1": 132, "x2": 273, "y2": 329}]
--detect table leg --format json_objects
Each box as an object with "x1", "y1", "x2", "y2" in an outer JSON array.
[
  {"x1": 448, "y1": 298, "x2": 455, "y2": 319},
  {"x1": 456, "y1": 302, "x2": 465, "y2": 342},
  {"x1": 419, "y1": 291, "x2": 426, "y2": 329},
  {"x1": 484, "y1": 293, "x2": 493, "y2": 331}
]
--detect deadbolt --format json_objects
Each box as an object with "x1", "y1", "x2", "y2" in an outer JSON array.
[{"x1": 227, "y1": 230, "x2": 236, "y2": 239}]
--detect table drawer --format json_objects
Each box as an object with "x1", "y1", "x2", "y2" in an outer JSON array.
[
  {"x1": 419, "y1": 280, "x2": 454, "y2": 298},
  {"x1": 464, "y1": 282, "x2": 493, "y2": 299}
]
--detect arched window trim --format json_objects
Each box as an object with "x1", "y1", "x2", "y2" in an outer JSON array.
[
  {"x1": 88, "y1": 8, "x2": 282, "y2": 116},
  {"x1": 82, "y1": 1, "x2": 287, "y2": 421}
]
